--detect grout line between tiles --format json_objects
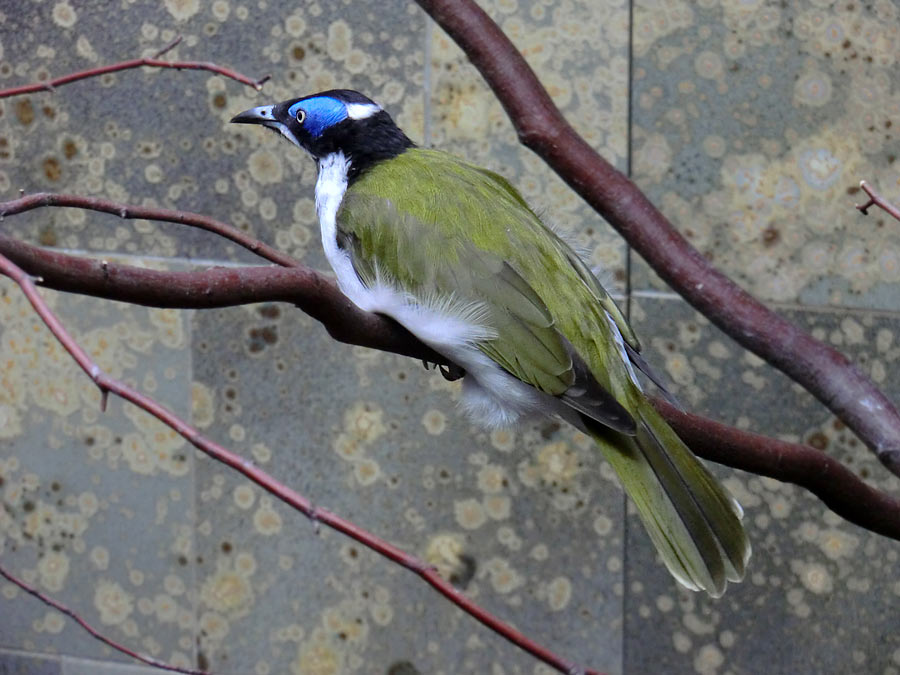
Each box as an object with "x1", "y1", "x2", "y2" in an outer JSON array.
[
  {"x1": 422, "y1": 12, "x2": 433, "y2": 148},
  {"x1": 0, "y1": 646, "x2": 61, "y2": 662},
  {"x1": 622, "y1": 0, "x2": 636, "y2": 672},
  {"x1": 185, "y1": 312, "x2": 199, "y2": 671}
]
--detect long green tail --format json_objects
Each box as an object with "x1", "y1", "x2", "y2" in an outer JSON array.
[{"x1": 590, "y1": 401, "x2": 750, "y2": 597}]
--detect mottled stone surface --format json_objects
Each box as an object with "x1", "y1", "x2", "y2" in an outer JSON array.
[
  {"x1": 0, "y1": 1, "x2": 899, "y2": 674},
  {"x1": 625, "y1": 296, "x2": 900, "y2": 674},
  {"x1": 630, "y1": 1, "x2": 900, "y2": 311},
  {"x1": 189, "y1": 304, "x2": 624, "y2": 673},
  {"x1": 0, "y1": 279, "x2": 197, "y2": 667}
]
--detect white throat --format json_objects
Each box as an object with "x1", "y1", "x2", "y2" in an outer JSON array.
[{"x1": 315, "y1": 152, "x2": 357, "y2": 296}]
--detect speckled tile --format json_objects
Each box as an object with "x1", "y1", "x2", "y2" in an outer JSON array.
[
  {"x1": 624, "y1": 295, "x2": 900, "y2": 674},
  {"x1": 0, "y1": 0, "x2": 426, "y2": 267},
  {"x1": 630, "y1": 0, "x2": 900, "y2": 311},
  {"x1": 0, "y1": 275, "x2": 196, "y2": 667},
  {"x1": 0, "y1": 650, "x2": 60, "y2": 675},
  {"x1": 190, "y1": 302, "x2": 625, "y2": 674},
  {"x1": 429, "y1": 0, "x2": 631, "y2": 294}
]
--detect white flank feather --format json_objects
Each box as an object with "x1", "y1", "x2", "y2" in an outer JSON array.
[
  {"x1": 605, "y1": 310, "x2": 642, "y2": 391},
  {"x1": 315, "y1": 152, "x2": 577, "y2": 430}
]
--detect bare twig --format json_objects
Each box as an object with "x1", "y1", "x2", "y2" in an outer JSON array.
[
  {"x1": 856, "y1": 180, "x2": 900, "y2": 223},
  {"x1": 2, "y1": 234, "x2": 898, "y2": 542},
  {"x1": 415, "y1": 0, "x2": 900, "y2": 478},
  {"x1": 0, "y1": 38, "x2": 269, "y2": 98},
  {"x1": 151, "y1": 36, "x2": 184, "y2": 60},
  {"x1": 0, "y1": 249, "x2": 602, "y2": 675},
  {"x1": 0, "y1": 563, "x2": 205, "y2": 674},
  {"x1": 0, "y1": 193, "x2": 299, "y2": 268}
]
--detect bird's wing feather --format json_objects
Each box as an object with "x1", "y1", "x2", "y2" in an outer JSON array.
[
  {"x1": 336, "y1": 148, "x2": 635, "y2": 433},
  {"x1": 335, "y1": 148, "x2": 749, "y2": 596},
  {"x1": 588, "y1": 401, "x2": 750, "y2": 596},
  {"x1": 561, "y1": 243, "x2": 640, "y2": 351}
]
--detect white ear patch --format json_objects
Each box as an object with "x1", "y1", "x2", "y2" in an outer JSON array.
[{"x1": 345, "y1": 102, "x2": 381, "y2": 120}]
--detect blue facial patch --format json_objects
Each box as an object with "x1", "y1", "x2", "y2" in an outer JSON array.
[{"x1": 288, "y1": 97, "x2": 347, "y2": 138}]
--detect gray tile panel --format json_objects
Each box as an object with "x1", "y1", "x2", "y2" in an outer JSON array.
[{"x1": 630, "y1": 1, "x2": 900, "y2": 311}]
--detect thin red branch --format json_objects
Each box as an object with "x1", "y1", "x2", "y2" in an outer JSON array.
[
  {"x1": 0, "y1": 248, "x2": 602, "y2": 675},
  {"x1": 856, "y1": 180, "x2": 900, "y2": 223},
  {"x1": 415, "y1": 0, "x2": 900, "y2": 478},
  {"x1": 2, "y1": 234, "x2": 898, "y2": 542},
  {"x1": 0, "y1": 193, "x2": 299, "y2": 268},
  {"x1": 151, "y1": 35, "x2": 184, "y2": 60},
  {"x1": 0, "y1": 563, "x2": 205, "y2": 674},
  {"x1": 0, "y1": 38, "x2": 269, "y2": 98}
]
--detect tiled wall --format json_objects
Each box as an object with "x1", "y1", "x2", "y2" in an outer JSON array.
[{"x1": 1, "y1": 2, "x2": 898, "y2": 673}]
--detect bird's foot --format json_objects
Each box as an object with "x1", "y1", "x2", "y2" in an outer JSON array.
[{"x1": 421, "y1": 360, "x2": 465, "y2": 382}]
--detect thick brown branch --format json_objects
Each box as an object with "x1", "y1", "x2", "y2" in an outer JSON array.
[
  {"x1": 416, "y1": 0, "x2": 900, "y2": 477},
  {"x1": 0, "y1": 234, "x2": 443, "y2": 364},
  {"x1": 3, "y1": 235, "x2": 898, "y2": 542},
  {"x1": 656, "y1": 400, "x2": 900, "y2": 541}
]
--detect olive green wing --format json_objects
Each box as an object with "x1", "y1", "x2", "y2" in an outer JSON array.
[
  {"x1": 562, "y1": 244, "x2": 639, "y2": 350},
  {"x1": 336, "y1": 182, "x2": 635, "y2": 434}
]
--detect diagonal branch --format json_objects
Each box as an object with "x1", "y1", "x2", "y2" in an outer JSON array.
[
  {"x1": 0, "y1": 247, "x2": 602, "y2": 675},
  {"x1": 0, "y1": 193, "x2": 299, "y2": 268},
  {"x1": 0, "y1": 233, "x2": 443, "y2": 364},
  {"x1": 415, "y1": 0, "x2": 900, "y2": 478},
  {"x1": 0, "y1": 563, "x2": 205, "y2": 674},
  {"x1": 856, "y1": 180, "x2": 900, "y2": 223},
  {"x1": 656, "y1": 400, "x2": 900, "y2": 541},
  {"x1": 2, "y1": 234, "x2": 898, "y2": 542},
  {"x1": 0, "y1": 36, "x2": 269, "y2": 98}
]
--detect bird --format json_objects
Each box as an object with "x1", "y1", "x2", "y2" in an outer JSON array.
[{"x1": 231, "y1": 89, "x2": 750, "y2": 596}]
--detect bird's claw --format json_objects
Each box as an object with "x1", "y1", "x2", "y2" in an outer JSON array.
[
  {"x1": 438, "y1": 363, "x2": 465, "y2": 382},
  {"x1": 421, "y1": 360, "x2": 465, "y2": 382}
]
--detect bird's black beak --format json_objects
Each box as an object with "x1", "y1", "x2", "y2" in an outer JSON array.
[
  {"x1": 230, "y1": 103, "x2": 305, "y2": 152},
  {"x1": 230, "y1": 104, "x2": 277, "y2": 126}
]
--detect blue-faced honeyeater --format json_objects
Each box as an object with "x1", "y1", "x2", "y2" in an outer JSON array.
[{"x1": 231, "y1": 90, "x2": 750, "y2": 596}]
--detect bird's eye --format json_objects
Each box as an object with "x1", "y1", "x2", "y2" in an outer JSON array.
[{"x1": 295, "y1": 109, "x2": 306, "y2": 124}]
